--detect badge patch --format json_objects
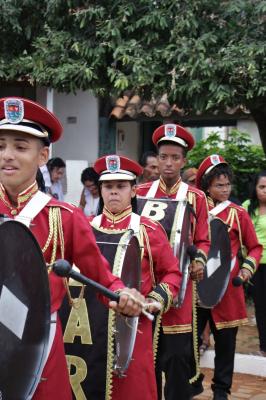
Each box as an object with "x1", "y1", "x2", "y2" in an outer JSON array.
[
  {"x1": 4, "y1": 99, "x2": 24, "y2": 124},
  {"x1": 164, "y1": 124, "x2": 176, "y2": 138},
  {"x1": 106, "y1": 155, "x2": 120, "y2": 173},
  {"x1": 210, "y1": 154, "x2": 221, "y2": 166}
]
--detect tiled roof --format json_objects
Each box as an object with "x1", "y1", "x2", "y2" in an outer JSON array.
[{"x1": 110, "y1": 93, "x2": 250, "y2": 120}]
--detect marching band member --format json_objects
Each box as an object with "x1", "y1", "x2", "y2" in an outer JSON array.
[
  {"x1": 137, "y1": 124, "x2": 210, "y2": 400},
  {"x1": 193, "y1": 154, "x2": 262, "y2": 400},
  {"x1": 0, "y1": 97, "x2": 145, "y2": 400},
  {"x1": 91, "y1": 154, "x2": 182, "y2": 400}
]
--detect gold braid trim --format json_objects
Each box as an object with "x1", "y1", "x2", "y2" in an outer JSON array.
[
  {"x1": 138, "y1": 224, "x2": 145, "y2": 264},
  {"x1": 44, "y1": 207, "x2": 65, "y2": 265},
  {"x1": 142, "y1": 225, "x2": 156, "y2": 288},
  {"x1": 147, "y1": 290, "x2": 165, "y2": 307},
  {"x1": 105, "y1": 310, "x2": 116, "y2": 400},
  {"x1": 153, "y1": 313, "x2": 163, "y2": 363},
  {"x1": 161, "y1": 283, "x2": 173, "y2": 312},
  {"x1": 189, "y1": 281, "x2": 201, "y2": 384},
  {"x1": 162, "y1": 324, "x2": 192, "y2": 334},
  {"x1": 234, "y1": 208, "x2": 247, "y2": 260},
  {"x1": 215, "y1": 318, "x2": 248, "y2": 330},
  {"x1": 241, "y1": 263, "x2": 254, "y2": 275},
  {"x1": 43, "y1": 208, "x2": 85, "y2": 310}
]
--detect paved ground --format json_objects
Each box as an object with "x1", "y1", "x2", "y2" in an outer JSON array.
[
  {"x1": 194, "y1": 305, "x2": 266, "y2": 399},
  {"x1": 194, "y1": 369, "x2": 266, "y2": 399}
]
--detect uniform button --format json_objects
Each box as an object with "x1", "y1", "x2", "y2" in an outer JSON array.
[{"x1": 11, "y1": 209, "x2": 18, "y2": 215}]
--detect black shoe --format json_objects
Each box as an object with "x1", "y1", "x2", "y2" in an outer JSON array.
[
  {"x1": 190, "y1": 373, "x2": 204, "y2": 397},
  {"x1": 213, "y1": 389, "x2": 228, "y2": 400},
  {"x1": 191, "y1": 382, "x2": 204, "y2": 397}
]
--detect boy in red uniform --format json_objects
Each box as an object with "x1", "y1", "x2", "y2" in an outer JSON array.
[
  {"x1": 137, "y1": 124, "x2": 210, "y2": 400},
  {"x1": 91, "y1": 154, "x2": 181, "y2": 400},
  {"x1": 0, "y1": 97, "x2": 145, "y2": 399},
  {"x1": 194, "y1": 154, "x2": 262, "y2": 400}
]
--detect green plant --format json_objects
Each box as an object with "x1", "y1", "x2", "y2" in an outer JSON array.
[{"x1": 187, "y1": 129, "x2": 266, "y2": 201}]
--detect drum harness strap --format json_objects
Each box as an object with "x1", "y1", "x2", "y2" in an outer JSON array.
[{"x1": 15, "y1": 191, "x2": 61, "y2": 386}]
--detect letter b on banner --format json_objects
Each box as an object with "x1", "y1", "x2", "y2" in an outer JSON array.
[{"x1": 141, "y1": 200, "x2": 167, "y2": 221}]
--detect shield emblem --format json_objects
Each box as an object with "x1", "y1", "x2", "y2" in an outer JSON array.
[
  {"x1": 165, "y1": 124, "x2": 176, "y2": 138},
  {"x1": 4, "y1": 99, "x2": 24, "y2": 124},
  {"x1": 0, "y1": 220, "x2": 50, "y2": 399},
  {"x1": 137, "y1": 197, "x2": 192, "y2": 307},
  {"x1": 171, "y1": 201, "x2": 192, "y2": 307},
  {"x1": 197, "y1": 218, "x2": 231, "y2": 308},
  {"x1": 210, "y1": 154, "x2": 222, "y2": 166},
  {"x1": 106, "y1": 155, "x2": 120, "y2": 173},
  {"x1": 112, "y1": 232, "x2": 141, "y2": 374}
]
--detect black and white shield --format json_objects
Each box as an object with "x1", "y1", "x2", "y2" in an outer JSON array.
[
  {"x1": 137, "y1": 198, "x2": 192, "y2": 307},
  {"x1": 112, "y1": 232, "x2": 141, "y2": 374},
  {"x1": 171, "y1": 201, "x2": 192, "y2": 307},
  {"x1": 0, "y1": 220, "x2": 50, "y2": 399},
  {"x1": 197, "y1": 218, "x2": 231, "y2": 308}
]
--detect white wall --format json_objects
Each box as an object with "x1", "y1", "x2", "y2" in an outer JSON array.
[
  {"x1": 116, "y1": 121, "x2": 140, "y2": 161},
  {"x1": 237, "y1": 120, "x2": 261, "y2": 145},
  {"x1": 36, "y1": 88, "x2": 99, "y2": 204}
]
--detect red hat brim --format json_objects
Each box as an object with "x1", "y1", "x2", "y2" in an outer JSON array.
[
  {"x1": 196, "y1": 155, "x2": 227, "y2": 188},
  {"x1": 152, "y1": 124, "x2": 195, "y2": 150},
  {"x1": 0, "y1": 97, "x2": 62, "y2": 142},
  {"x1": 94, "y1": 155, "x2": 143, "y2": 179}
]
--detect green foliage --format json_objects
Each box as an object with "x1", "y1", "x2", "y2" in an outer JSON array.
[
  {"x1": 0, "y1": 1, "x2": 266, "y2": 152},
  {"x1": 187, "y1": 129, "x2": 266, "y2": 201},
  {"x1": 0, "y1": 0, "x2": 265, "y2": 104}
]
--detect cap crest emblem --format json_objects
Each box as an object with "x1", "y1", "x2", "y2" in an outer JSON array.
[
  {"x1": 106, "y1": 155, "x2": 120, "y2": 173},
  {"x1": 4, "y1": 99, "x2": 24, "y2": 124},
  {"x1": 210, "y1": 154, "x2": 221, "y2": 166},
  {"x1": 165, "y1": 124, "x2": 176, "y2": 138}
]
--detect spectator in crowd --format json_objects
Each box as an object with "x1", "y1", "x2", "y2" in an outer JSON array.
[
  {"x1": 182, "y1": 167, "x2": 198, "y2": 187},
  {"x1": 79, "y1": 167, "x2": 100, "y2": 217},
  {"x1": 47, "y1": 157, "x2": 66, "y2": 201},
  {"x1": 139, "y1": 151, "x2": 159, "y2": 183},
  {"x1": 243, "y1": 171, "x2": 266, "y2": 357},
  {"x1": 40, "y1": 164, "x2": 52, "y2": 193}
]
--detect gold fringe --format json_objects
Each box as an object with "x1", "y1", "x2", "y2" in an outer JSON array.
[
  {"x1": 142, "y1": 225, "x2": 156, "y2": 287},
  {"x1": 105, "y1": 310, "x2": 116, "y2": 400},
  {"x1": 153, "y1": 313, "x2": 163, "y2": 363},
  {"x1": 189, "y1": 281, "x2": 200, "y2": 383},
  {"x1": 215, "y1": 318, "x2": 248, "y2": 330},
  {"x1": 162, "y1": 324, "x2": 192, "y2": 334}
]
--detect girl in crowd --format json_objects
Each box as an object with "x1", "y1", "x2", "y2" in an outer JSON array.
[
  {"x1": 89, "y1": 154, "x2": 181, "y2": 400},
  {"x1": 47, "y1": 157, "x2": 66, "y2": 201},
  {"x1": 79, "y1": 167, "x2": 100, "y2": 216},
  {"x1": 243, "y1": 171, "x2": 266, "y2": 357}
]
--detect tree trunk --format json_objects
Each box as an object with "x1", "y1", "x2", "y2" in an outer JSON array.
[{"x1": 249, "y1": 103, "x2": 266, "y2": 155}]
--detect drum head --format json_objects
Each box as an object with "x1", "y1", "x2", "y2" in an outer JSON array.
[
  {"x1": 172, "y1": 201, "x2": 192, "y2": 307},
  {"x1": 113, "y1": 233, "x2": 141, "y2": 374},
  {"x1": 0, "y1": 220, "x2": 50, "y2": 399},
  {"x1": 197, "y1": 218, "x2": 231, "y2": 308}
]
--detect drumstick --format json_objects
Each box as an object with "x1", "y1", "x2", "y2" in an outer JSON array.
[{"x1": 51, "y1": 259, "x2": 154, "y2": 320}]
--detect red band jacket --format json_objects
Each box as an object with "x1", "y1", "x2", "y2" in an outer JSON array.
[
  {"x1": 137, "y1": 177, "x2": 210, "y2": 333},
  {"x1": 90, "y1": 205, "x2": 181, "y2": 400},
  {"x1": 0, "y1": 182, "x2": 124, "y2": 400},
  {"x1": 207, "y1": 198, "x2": 262, "y2": 329}
]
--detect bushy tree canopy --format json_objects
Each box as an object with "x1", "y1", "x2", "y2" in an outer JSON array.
[{"x1": 1, "y1": 0, "x2": 265, "y2": 149}]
